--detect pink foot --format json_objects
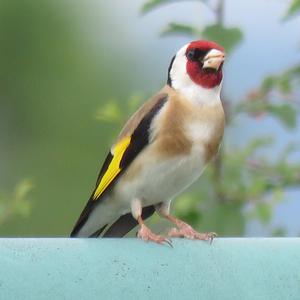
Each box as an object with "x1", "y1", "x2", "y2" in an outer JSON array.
[
  {"x1": 137, "y1": 224, "x2": 172, "y2": 247},
  {"x1": 168, "y1": 223, "x2": 217, "y2": 243}
]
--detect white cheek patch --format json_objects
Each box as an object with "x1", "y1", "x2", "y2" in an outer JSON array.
[
  {"x1": 170, "y1": 44, "x2": 222, "y2": 106},
  {"x1": 170, "y1": 44, "x2": 190, "y2": 91}
]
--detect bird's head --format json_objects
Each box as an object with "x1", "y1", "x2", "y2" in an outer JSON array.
[{"x1": 168, "y1": 40, "x2": 226, "y2": 102}]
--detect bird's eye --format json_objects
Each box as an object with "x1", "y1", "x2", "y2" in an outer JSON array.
[
  {"x1": 186, "y1": 49, "x2": 196, "y2": 61},
  {"x1": 186, "y1": 49, "x2": 207, "y2": 61}
]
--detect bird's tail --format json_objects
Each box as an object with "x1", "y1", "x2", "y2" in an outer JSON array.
[
  {"x1": 70, "y1": 202, "x2": 155, "y2": 238},
  {"x1": 70, "y1": 194, "x2": 107, "y2": 237}
]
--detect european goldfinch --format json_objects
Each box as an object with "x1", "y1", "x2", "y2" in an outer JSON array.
[{"x1": 71, "y1": 40, "x2": 226, "y2": 245}]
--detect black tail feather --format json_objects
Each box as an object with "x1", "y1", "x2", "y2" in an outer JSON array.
[
  {"x1": 103, "y1": 205, "x2": 155, "y2": 237},
  {"x1": 89, "y1": 224, "x2": 108, "y2": 238},
  {"x1": 71, "y1": 201, "x2": 156, "y2": 238}
]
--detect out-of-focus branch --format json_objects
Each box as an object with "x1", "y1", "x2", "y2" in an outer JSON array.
[
  {"x1": 212, "y1": 0, "x2": 226, "y2": 202},
  {"x1": 215, "y1": 0, "x2": 224, "y2": 25}
]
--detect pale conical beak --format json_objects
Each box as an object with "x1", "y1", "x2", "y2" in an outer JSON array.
[{"x1": 202, "y1": 49, "x2": 225, "y2": 70}]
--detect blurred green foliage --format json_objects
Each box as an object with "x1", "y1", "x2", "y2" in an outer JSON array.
[
  {"x1": 0, "y1": 0, "x2": 135, "y2": 235},
  {"x1": 0, "y1": 180, "x2": 33, "y2": 226},
  {"x1": 284, "y1": 0, "x2": 300, "y2": 20},
  {"x1": 0, "y1": 0, "x2": 299, "y2": 237},
  {"x1": 202, "y1": 25, "x2": 242, "y2": 53}
]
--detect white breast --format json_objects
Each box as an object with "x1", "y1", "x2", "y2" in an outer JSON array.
[
  {"x1": 186, "y1": 119, "x2": 217, "y2": 144},
  {"x1": 114, "y1": 136, "x2": 207, "y2": 211}
]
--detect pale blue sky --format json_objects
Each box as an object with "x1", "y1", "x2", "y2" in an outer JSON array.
[{"x1": 101, "y1": 0, "x2": 300, "y2": 96}]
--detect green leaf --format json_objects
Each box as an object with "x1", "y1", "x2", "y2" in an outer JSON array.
[
  {"x1": 15, "y1": 199, "x2": 31, "y2": 217},
  {"x1": 95, "y1": 101, "x2": 122, "y2": 123},
  {"x1": 141, "y1": 0, "x2": 176, "y2": 14},
  {"x1": 14, "y1": 180, "x2": 34, "y2": 201},
  {"x1": 290, "y1": 65, "x2": 300, "y2": 77},
  {"x1": 280, "y1": 142, "x2": 300, "y2": 161},
  {"x1": 243, "y1": 137, "x2": 274, "y2": 156},
  {"x1": 202, "y1": 25, "x2": 243, "y2": 53},
  {"x1": 255, "y1": 202, "x2": 272, "y2": 224},
  {"x1": 272, "y1": 227, "x2": 287, "y2": 237},
  {"x1": 283, "y1": 0, "x2": 300, "y2": 20},
  {"x1": 127, "y1": 93, "x2": 143, "y2": 113},
  {"x1": 141, "y1": 0, "x2": 212, "y2": 14},
  {"x1": 277, "y1": 74, "x2": 292, "y2": 93},
  {"x1": 261, "y1": 76, "x2": 277, "y2": 93},
  {"x1": 267, "y1": 103, "x2": 297, "y2": 129},
  {"x1": 0, "y1": 179, "x2": 33, "y2": 225},
  {"x1": 161, "y1": 22, "x2": 199, "y2": 37}
]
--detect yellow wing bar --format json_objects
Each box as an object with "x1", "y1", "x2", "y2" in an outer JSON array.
[{"x1": 93, "y1": 136, "x2": 131, "y2": 200}]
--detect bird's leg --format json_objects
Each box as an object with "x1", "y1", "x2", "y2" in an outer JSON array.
[
  {"x1": 155, "y1": 202, "x2": 217, "y2": 243},
  {"x1": 165, "y1": 215, "x2": 217, "y2": 242},
  {"x1": 131, "y1": 199, "x2": 172, "y2": 246}
]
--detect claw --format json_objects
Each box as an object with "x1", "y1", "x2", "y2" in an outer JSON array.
[
  {"x1": 137, "y1": 224, "x2": 172, "y2": 247},
  {"x1": 208, "y1": 232, "x2": 217, "y2": 244},
  {"x1": 163, "y1": 214, "x2": 217, "y2": 244},
  {"x1": 168, "y1": 223, "x2": 217, "y2": 244},
  {"x1": 164, "y1": 238, "x2": 173, "y2": 248}
]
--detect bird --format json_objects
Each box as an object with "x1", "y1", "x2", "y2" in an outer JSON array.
[{"x1": 71, "y1": 40, "x2": 226, "y2": 245}]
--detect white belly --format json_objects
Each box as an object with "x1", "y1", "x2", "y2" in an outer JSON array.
[
  {"x1": 77, "y1": 144, "x2": 206, "y2": 237},
  {"x1": 113, "y1": 143, "x2": 206, "y2": 211}
]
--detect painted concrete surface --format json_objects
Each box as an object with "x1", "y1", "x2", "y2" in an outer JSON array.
[{"x1": 0, "y1": 238, "x2": 299, "y2": 299}]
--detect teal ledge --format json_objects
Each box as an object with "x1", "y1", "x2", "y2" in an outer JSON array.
[{"x1": 0, "y1": 238, "x2": 299, "y2": 300}]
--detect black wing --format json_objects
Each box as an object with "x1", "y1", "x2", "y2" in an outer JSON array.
[{"x1": 70, "y1": 95, "x2": 168, "y2": 237}]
